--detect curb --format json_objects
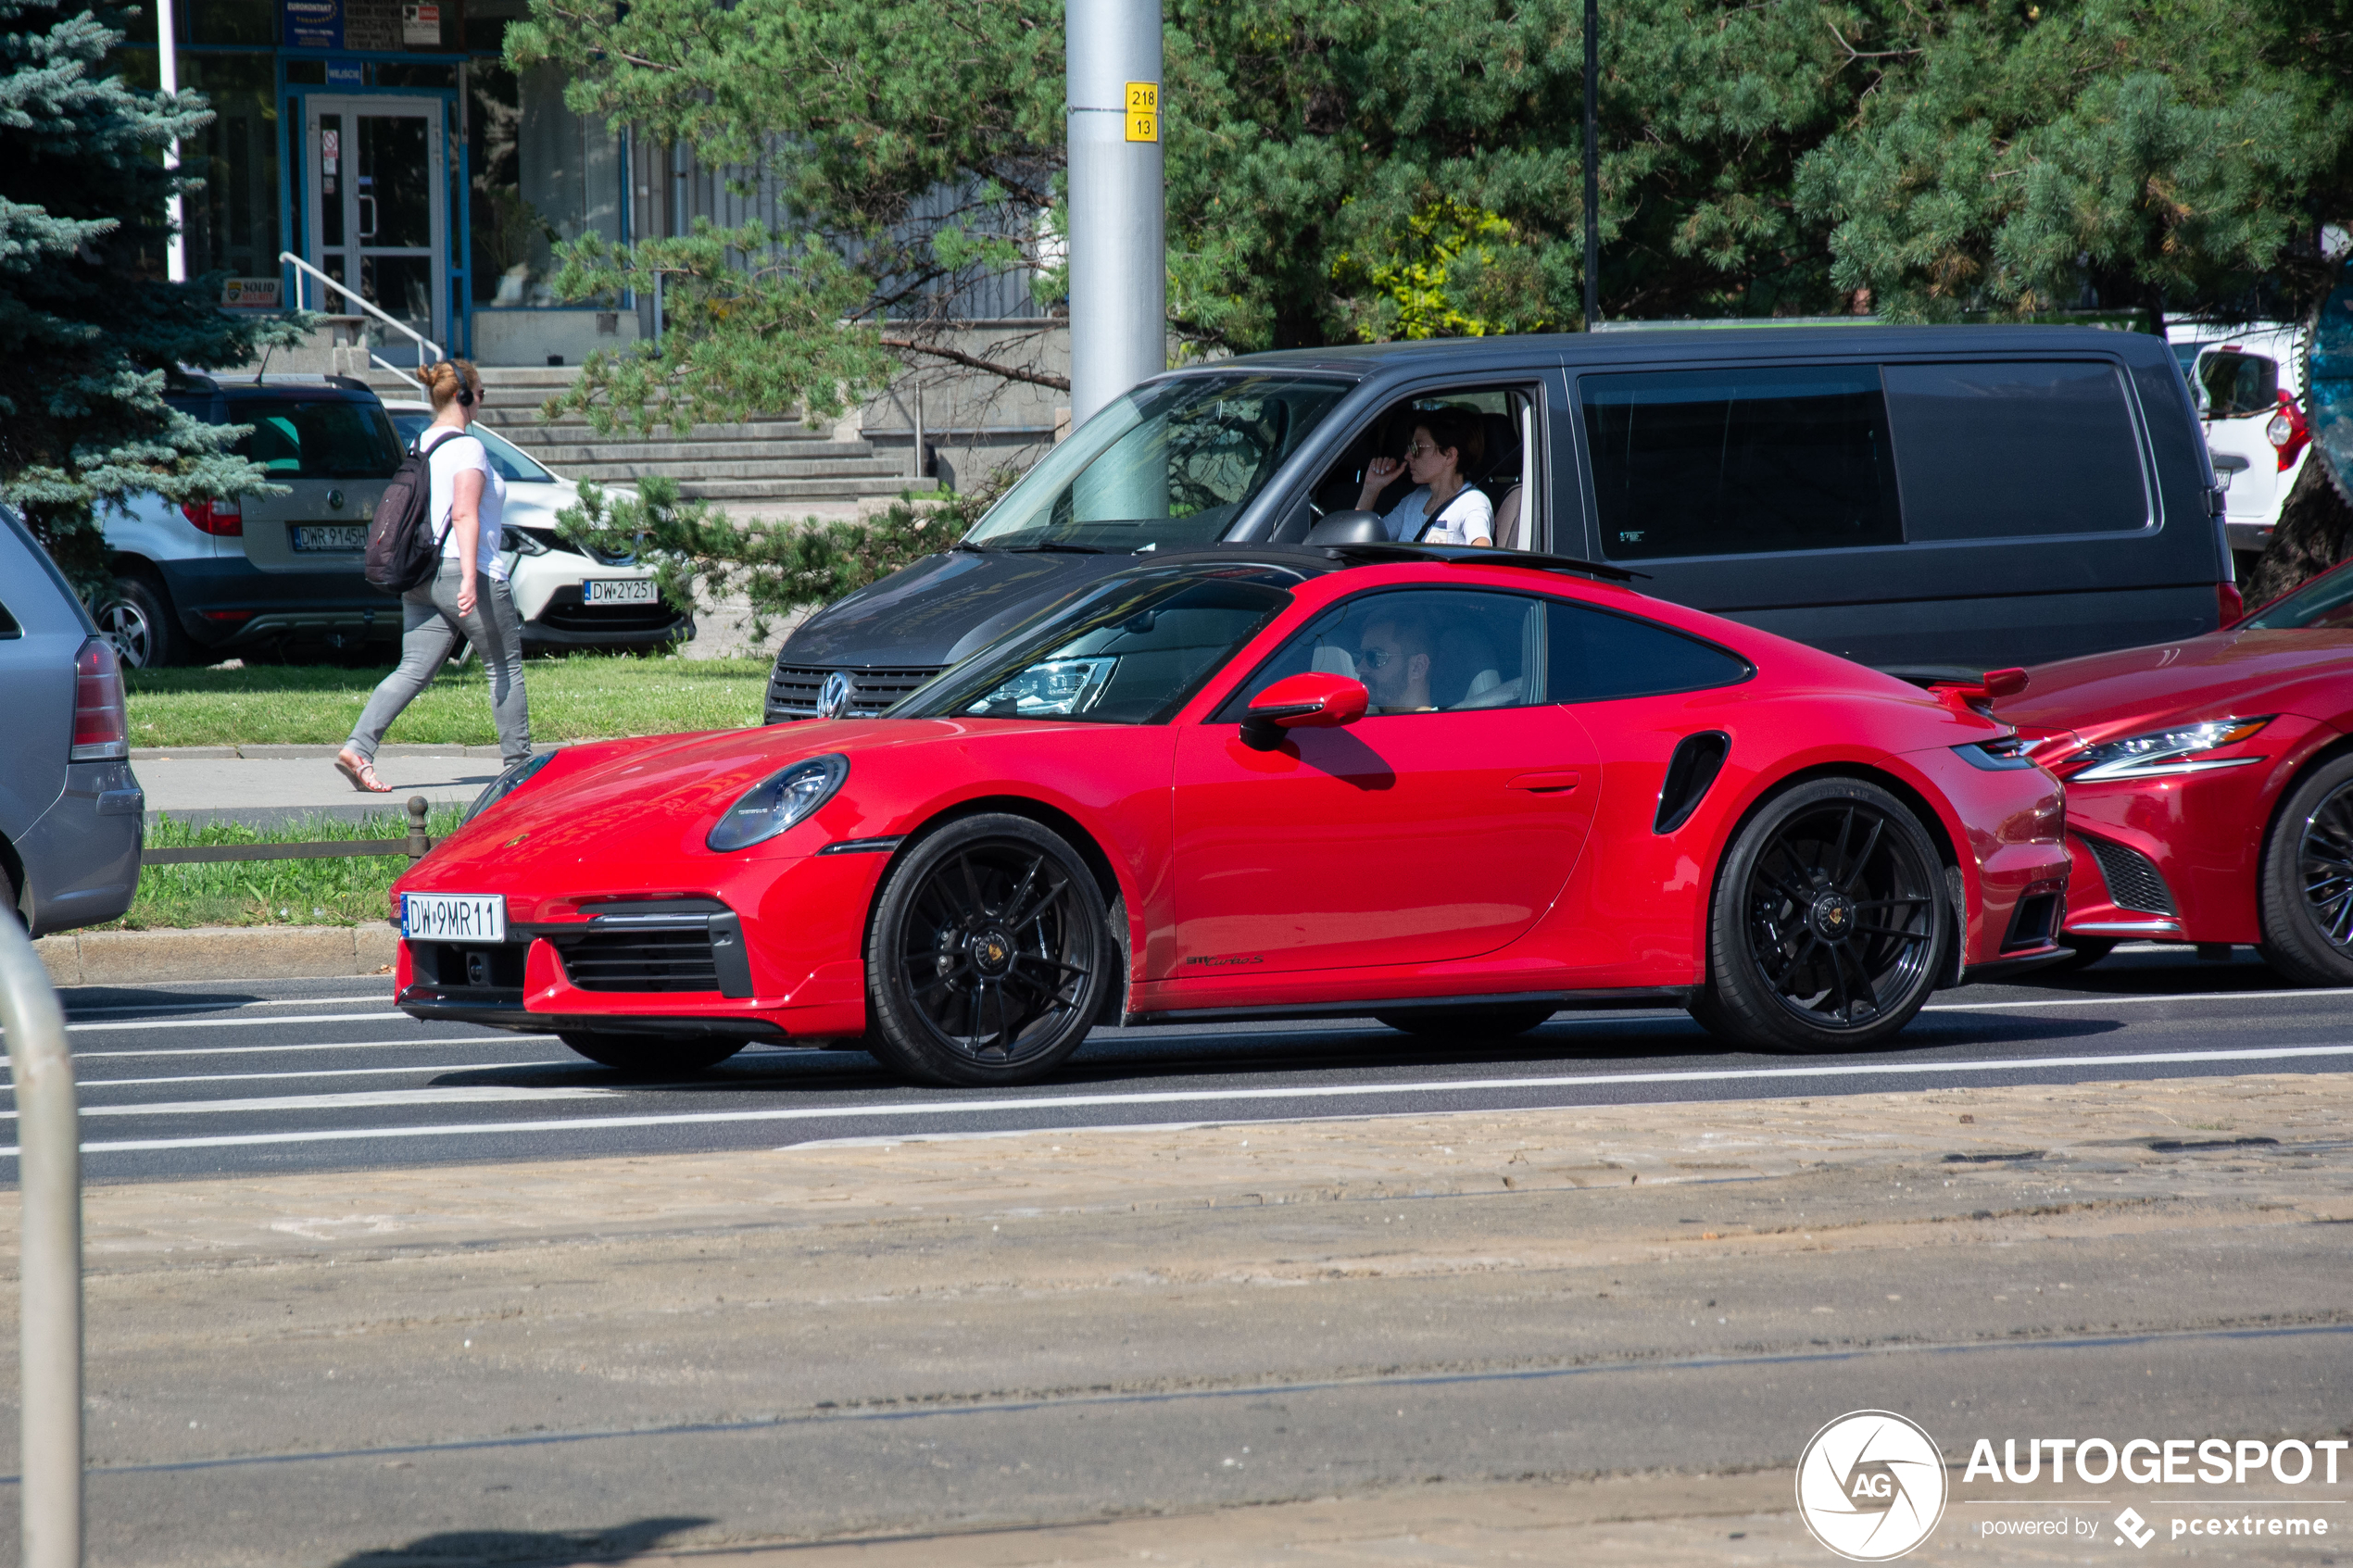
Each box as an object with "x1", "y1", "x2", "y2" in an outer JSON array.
[
  {"x1": 131, "y1": 739, "x2": 615, "y2": 761},
  {"x1": 35, "y1": 924, "x2": 399, "y2": 987}
]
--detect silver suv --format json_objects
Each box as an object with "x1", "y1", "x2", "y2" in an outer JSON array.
[{"x1": 0, "y1": 507, "x2": 142, "y2": 934}]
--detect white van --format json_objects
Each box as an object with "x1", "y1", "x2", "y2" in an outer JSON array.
[{"x1": 2168, "y1": 322, "x2": 2312, "y2": 568}]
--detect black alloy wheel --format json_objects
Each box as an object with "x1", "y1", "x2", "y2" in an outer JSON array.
[
  {"x1": 558, "y1": 1031, "x2": 745, "y2": 1074},
  {"x1": 2258, "y1": 755, "x2": 2353, "y2": 986},
  {"x1": 1691, "y1": 777, "x2": 1951, "y2": 1052},
  {"x1": 863, "y1": 813, "x2": 1114, "y2": 1086},
  {"x1": 1375, "y1": 1003, "x2": 1559, "y2": 1041},
  {"x1": 95, "y1": 575, "x2": 180, "y2": 669}
]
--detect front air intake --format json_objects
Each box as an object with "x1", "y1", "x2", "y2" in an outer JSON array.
[{"x1": 2081, "y1": 834, "x2": 2176, "y2": 915}]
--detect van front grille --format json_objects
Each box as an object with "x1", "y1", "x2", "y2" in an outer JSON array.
[{"x1": 766, "y1": 664, "x2": 942, "y2": 721}]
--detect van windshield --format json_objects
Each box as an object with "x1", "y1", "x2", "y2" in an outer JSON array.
[{"x1": 966, "y1": 373, "x2": 1351, "y2": 553}]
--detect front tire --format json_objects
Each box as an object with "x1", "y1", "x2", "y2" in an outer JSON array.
[
  {"x1": 863, "y1": 813, "x2": 1114, "y2": 1086},
  {"x1": 2258, "y1": 754, "x2": 2353, "y2": 985},
  {"x1": 1375, "y1": 1004, "x2": 1557, "y2": 1040},
  {"x1": 559, "y1": 1031, "x2": 744, "y2": 1074},
  {"x1": 1690, "y1": 778, "x2": 1950, "y2": 1052}
]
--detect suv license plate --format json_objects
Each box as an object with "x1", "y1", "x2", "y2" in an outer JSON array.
[
  {"x1": 403, "y1": 893, "x2": 506, "y2": 942},
  {"x1": 291, "y1": 524, "x2": 369, "y2": 552},
  {"x1": 584, "y1": 578, "x2": 657, "y2": 604}
]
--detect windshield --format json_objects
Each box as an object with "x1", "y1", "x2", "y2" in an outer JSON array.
[
  {"x1": 966, "y1": 372, "x2": 1351, "y2": 553},
  {"x1": 2243, "y1": 564, "x2": 2353, "y2": 631},
  {"x1": 224, "y1": 397, "x2": 402, "y2": 479},
  {"x1": 896, "y1": 564, "x2": 1307, "y2": 724},
  {"x1": 387, "y1": 412, "x2": 557, "y2": 483}
]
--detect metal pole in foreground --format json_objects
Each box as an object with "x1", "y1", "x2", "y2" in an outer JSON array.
[
  {"x1": 157, "y1": 0, "x2": 186, "y2": 282},
  {"x1": 0, "y1": 919, "x2": 83, "y2": 1568},
  {"x1": 1065, "y1": 0, "x2": 1165, "y2": 429},
  {"x1": 1582, "y1": 0, "x2": 1600, "y2": 330}
]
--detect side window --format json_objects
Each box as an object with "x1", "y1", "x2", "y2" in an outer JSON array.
[
  {"x1": 1582, "y1": 366, "x2": 1902, "y2": 560},
  {"x1": 2196, "y1": 351, "x2": 2279, "y2": 420},
  {"x1": 0, "y1": 598, "x2": 19, "y2": 639},
  {"x1": 1293, "y1": 385, "x2": 1541, "y2": 549},
  {"x1": 1548, "y1": 601, "x2": 1751, "y2": 703},
  {"x1": 1215, "y1": 589, "x2": 1547, "y2": 717},
  {"x1": 1882, "y1": 360, "x2": 2148, "y2": 539}
]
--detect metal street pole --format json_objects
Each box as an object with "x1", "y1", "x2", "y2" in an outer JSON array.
[
  {"x1": 157, "y1": 0, "x2": 185, "y2": 282},
  {"x1": 0, "y1": 917, "x2": 84, "y2": 1568},
  {"x1": 1582, "y1": 0, "x2": 1599, "y2": 330},
  {"x1": 1065, "y1": 0, "x2": 1165, "y2": 429}
]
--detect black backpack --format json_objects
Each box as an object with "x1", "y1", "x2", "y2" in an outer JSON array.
[{"x1": 363, "y1": 428, "x2": 464, "y2": 594}]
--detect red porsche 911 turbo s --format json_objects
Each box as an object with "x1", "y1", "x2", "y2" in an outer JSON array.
[
  {"x1": 392, "y1": 545, "x2": 2070, "y2": 1085},
  {"x1": 1999, "y1": 558, "x2": 2353, "y2": 984}
]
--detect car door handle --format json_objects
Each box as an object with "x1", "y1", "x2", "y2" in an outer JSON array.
[{"x1": 1506, "y1": 770, "x2": 1581, "y2": 793}]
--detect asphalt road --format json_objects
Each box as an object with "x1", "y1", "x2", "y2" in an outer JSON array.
[{"x1": 14, "y1": 943, "x2": 2352, "y2": 1184}]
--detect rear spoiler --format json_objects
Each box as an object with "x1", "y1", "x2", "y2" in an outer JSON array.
[{"x1": 1876, "y1": 664, "x2": 2029, "y2": 720}]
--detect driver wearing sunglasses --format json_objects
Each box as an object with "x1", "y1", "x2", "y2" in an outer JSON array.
[{"x1": 1357, "y1": 609, "x2": 1437, "y2": 712}]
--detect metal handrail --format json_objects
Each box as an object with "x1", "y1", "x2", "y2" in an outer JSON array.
[
  {"x1": 0, "y1": 916, "x2": 82, "y2": 1566},
  {"x1": 278, "y1": 251, "x2": 445, "y2": 368},
  {"x1": 368, "y1": 353, "x2": 427, "y2": 396}
]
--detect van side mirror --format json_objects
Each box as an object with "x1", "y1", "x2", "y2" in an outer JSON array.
[
  {"x1": 1239, "y1": 671, "x2": 1369, "y2": 751},
  {"x1": 1304, "y1": 510, "x2": 1388, "y2": 546}
]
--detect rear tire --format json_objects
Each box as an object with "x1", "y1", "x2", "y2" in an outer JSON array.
[
  {"x1": 2257, "y1": 754, "x2": 2353, "y2": 986},
  {"x1": 1690, "y1": 777, "x2": 1951, "y2": 1052},
  {"x1": 95, "y1": 574, "x2": 181, "y2": 669},
  {"x1": 1375, "y1": 1003, "x2": 1557, "y2": 1040},
  {"x1": 558, "y1": 1031, "x2": 744, "y2": 1074},
  {"x1": 863, "y1": 813, "x2": 1114, "y2": 1086}
]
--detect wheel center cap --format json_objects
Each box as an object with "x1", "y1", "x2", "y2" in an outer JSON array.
[
  {"x1": 970, "y1": 928, "x2": 1015, "y2": 976},
  {"x1": 1810, "y1": 892, "x2": 1856, "y2": 941}
]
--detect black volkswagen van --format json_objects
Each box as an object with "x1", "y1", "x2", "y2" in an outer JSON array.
[{"x1": 765, "y1": 326, "x2": 2230, "y2": 720}]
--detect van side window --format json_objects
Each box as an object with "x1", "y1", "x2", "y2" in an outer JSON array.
[
  {"x1": 1582, "y1": 366, "x2": 1902, "y2": 560},
  {"x1": 1546, "y1": 601, "x2": 1752, "y2": 703},
  {"x1": 1882, "y1": 361, "x2": 2148, "y2": 539}
]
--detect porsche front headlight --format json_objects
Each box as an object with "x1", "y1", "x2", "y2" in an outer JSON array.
[
  {"x1": 2070, "y1": 717, "x2": 2272, "y2": 781},
  {"x1": 708, "y1": 754, "x2": 849, "y2": 851}
]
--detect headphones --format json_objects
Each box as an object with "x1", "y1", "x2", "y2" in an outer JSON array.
[{"x1": 437, "y1": 363, "x2": 476, "y2": 407}]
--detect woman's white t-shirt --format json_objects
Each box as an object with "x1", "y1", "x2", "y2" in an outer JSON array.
[
  {"x1": 423, "y1": 429, "x2": 509, "y2": 580},
  {"x1": 1380, "y1": 484, "x2": 1494, "y2": 546}
]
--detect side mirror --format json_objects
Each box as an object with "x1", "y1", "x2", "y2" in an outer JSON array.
[
  {"x1": 1304, "y1": 510, "x2": 1389, "y2": 546},
  {"x1": 1239, "y1": 671, "x2": 1369, "y2": 751}
]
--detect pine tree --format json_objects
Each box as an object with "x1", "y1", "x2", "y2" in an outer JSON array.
[{"x1": 0, "y1": 0, "x2": 307, "y2": 596}]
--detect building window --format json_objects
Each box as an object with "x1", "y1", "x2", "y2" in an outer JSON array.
[{"x1": 179, "y1": 54, "x2": 282, "y2": 285}]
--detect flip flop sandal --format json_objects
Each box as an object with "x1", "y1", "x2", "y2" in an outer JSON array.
[{"x1": 335, "y1": 752, "x2": 393, "y2": 794}]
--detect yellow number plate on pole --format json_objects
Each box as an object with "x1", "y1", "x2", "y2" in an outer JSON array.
[{"x1": 1125, "y1": 81, "x2": 1160, "y2": 143}]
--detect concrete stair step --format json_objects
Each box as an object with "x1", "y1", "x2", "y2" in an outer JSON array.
[
  {"x1": 480, "y1": 414, "x2": 838, "y2": 445},
  {"x1": 675, "y1": 476, "x2": 925, "y2": 501},
  {"x1": 527, "y1": 440, "x2": 882, "y2": 466},
  {"x1": 567, "y1": 458, "x2": 911, "y2": 483}
]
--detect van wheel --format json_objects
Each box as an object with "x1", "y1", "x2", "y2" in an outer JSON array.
[
  {"x1": 95, "y1": 575, "x2": 180, "y2": 668},
  {"x1": 1690, "y1": 778, "x2": 1950, "y2": 1052},
  {"x1": 863, "y1": 813, "x2": 1113, "y2": 1086},
  {"x1": 1375, "y1": 1004, "x2": 1557, "y2": 1040},
  {"x1": 2258, "y1": 755, "x2": 2353, "y2": 986},
  {"x1": 558, "y1": 1032, "x2": 744, "y2": 1074}
]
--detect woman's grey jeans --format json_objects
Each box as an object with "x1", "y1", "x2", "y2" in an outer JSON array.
[{"x1": 346, "y1": 560, "x2": 533, "y2": 766}]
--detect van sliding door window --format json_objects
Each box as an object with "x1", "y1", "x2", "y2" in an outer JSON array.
[
  {"x1": 1582, "y1": 367, "x2": 1903, "y2": 560},
  {"x1": 1882, "y1": 361, "x2": 2148, "y2": 539}
]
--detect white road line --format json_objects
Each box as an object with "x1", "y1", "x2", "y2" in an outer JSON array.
[
  {"x1": 1926, "y1": 986, "x2": 2353, "y2": 1012},
  {"x1": 57, "y1": 1010, "x2": 409, "y2": 1034},
  {"x1": 14, "y1": 1040, "x2": 2352, "y2": 1158},
  {"x1": 0, "y1": 1085, "x2": 617, "y2": 1123},
  {"x1": 9, "y1": 1062, "x2": 564, "y2": 1092},
  {"x1": 2, "y1": 1039, "x2": 514, "y2": 1065},
  {"x1": 61, "y1": 995, "x2": 387, "y2": 1019}
]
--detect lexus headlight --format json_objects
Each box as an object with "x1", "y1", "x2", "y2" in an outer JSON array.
[
  {"x1": 708, "y1": 754, "x2": 849, "y2": 851},
  {"x1": 2070, "y1": 717, "x2": 2272, "y2": 781},
  {"x1": 465, "y1": 751, "x2": 557, "y2": 823}
]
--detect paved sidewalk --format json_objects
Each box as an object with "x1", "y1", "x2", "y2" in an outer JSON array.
[{"x1": 133, "y1": 744, "x2": 509, "y2": 829}]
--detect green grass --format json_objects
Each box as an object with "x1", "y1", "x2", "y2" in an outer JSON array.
[
  {"x1": 108, "y1": 808, "x2": 468, "y2": 930},
  {"x1": 126, "y1": 653, "x2": 773, "y2": 749}
]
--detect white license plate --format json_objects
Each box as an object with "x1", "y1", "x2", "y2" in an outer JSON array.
[
  {"x1": 403, "y1": 893, "x2": 507, "y2": 942},
  {"x1": 291, "y1": 524, "x2": 368, "y2": 552},
  {"x1": 584, "y1": 578, "x2": 657, "y2": 604}
]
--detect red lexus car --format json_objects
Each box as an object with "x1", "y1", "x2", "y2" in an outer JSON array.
[
  {"x1": 2000, "y1": 558, "x2": 2353, "y2": 983},
  {"x1": 393, "y1": 546, "x2": 2070, "y2": 1085}
]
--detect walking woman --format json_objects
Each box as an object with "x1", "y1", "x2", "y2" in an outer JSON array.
[{"x1": 335, "y1": 360, "x2": 532, "y2": 792}]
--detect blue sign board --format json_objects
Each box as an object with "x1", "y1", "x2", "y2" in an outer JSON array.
[
  {"x1": 325, "y1": 58, "x2": 363, "y2": 86},
  {"x1": 283, "y1": 0, "x2": 341, "y2": 50}
]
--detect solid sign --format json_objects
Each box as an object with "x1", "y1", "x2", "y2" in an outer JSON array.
[
  {"x1": 1125, "y1": 81, "x2": 1159, "y2": 143},
  {"x1": 325, "y1": 59, "x2": 362, "y2": 86},
  {"x1": 283, "y1": 0, "x2": 341, "y2": 49},
  {"x1": 400, "y1": 2, "x2": 438, "y2": 45},
  {"x1": 221, "y1": 278, "x2": 282, "y2": 309}
]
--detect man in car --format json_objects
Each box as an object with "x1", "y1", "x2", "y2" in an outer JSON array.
[{"x1": 1358, "y1": 608, "x2": 1438, "y2": 713}]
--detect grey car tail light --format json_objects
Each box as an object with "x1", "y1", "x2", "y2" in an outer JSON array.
[{"x1": 69, "y1": 637, "x2": 129, "y2": 761}]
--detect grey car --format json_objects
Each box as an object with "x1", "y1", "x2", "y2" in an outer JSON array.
[{"x1": 1, "y1": 506, "x2": 143, "y2": 934}]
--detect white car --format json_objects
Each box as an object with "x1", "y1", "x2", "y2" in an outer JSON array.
[
  {"x1": 2167, "y1": 323, "x2": 2312, "y2": 568},
  {"x1": 384, "y1": 402, "x2": 692, "y2": 654}
]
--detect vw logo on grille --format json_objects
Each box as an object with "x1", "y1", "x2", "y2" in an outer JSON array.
[
  {"x1": 817, "y1": 671, "x2": 854, "y2": 719},
  {"x1": 326, "y1": 488, "x2": 346, "y2": 510}
]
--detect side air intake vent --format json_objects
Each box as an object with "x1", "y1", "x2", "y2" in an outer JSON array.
[
  {"x1": 1655, "y1": 731, "x2": 1730, "y2": 834},
  {"x1": 2082, "y1": 834, "x2": 2176, "y2": 915}
]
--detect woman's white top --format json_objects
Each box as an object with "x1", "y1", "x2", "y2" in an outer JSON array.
[
  {"x1": 1380, "y1": 484, "x2": 1494, "y2": 546},
  {"x1": 424, "y1": 429, "x2": 509, "y2": 580}
]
